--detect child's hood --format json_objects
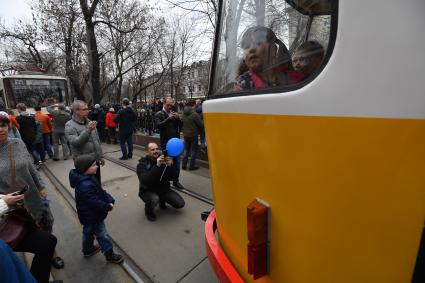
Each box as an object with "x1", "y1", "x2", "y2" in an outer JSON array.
[{"x1": 69, "y1": 169, "x2": 92, "y2": 188}]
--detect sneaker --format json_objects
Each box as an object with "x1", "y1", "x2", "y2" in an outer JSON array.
[
  {"x1": 36, "y1": 161, "x2": 43, "y2": 170},
  {"x1": 189, "y1": 166, "x2": 200, "y2": 171},
  {"x1": 83, "y1": 245, "x2": 101, "y2": 257},
  {"x1": 51, "y1": 256, "x2": 65, "y2": 269},
  {"x1": 173, "y1": 181, "x2": 185, "y2": 190},
  {"x1": 105, "y1": 252, "x2": 124, "y2": 264},
  {"x1": 53, "y1": 158, "x2": 60, "y2": 161}
]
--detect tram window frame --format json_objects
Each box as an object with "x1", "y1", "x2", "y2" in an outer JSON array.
[{"x1": 207, "y1": 0, "x2": 338, "y2": 100}]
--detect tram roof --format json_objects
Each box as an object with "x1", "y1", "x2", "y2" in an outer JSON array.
[{"x1": 0, "y1": 74, "x2": 67, "y2": 80}]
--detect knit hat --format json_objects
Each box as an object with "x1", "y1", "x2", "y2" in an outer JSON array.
[
  {"x1": 74, "y1": 154, "x2": 96, "y2": 173},
  {"x1": 0, "y1": 111, "x2": 9, "y2": 124},
  {"x1": 109, "y1": 108, "x2": 115, "y2": 112},
  {"x1": 94, "y1": 104, "x2": 101, "y2": 109}
]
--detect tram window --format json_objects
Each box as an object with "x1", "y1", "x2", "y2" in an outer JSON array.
[
  {"x1": 210, "y1": 0, "x2": 334, "y2": 97},
  {"x1": 6, "y1": 78, "x2": 67, "y2": 108}
]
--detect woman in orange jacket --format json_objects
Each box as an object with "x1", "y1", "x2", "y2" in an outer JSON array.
[{"x1": 105, "y1": 108, "x2": 117, "y2": 144}]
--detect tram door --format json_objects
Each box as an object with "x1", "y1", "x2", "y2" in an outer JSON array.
[{"x1": 204, "y1": 0, "x2": 425, "y2": 282}]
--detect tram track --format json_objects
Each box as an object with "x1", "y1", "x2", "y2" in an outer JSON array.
[
  {"x1": 103, "y1": 155, "x2": 214, "y2": 206},
  {"x1": 41, "y1": 165, "x2": 152, "y2": 283}
]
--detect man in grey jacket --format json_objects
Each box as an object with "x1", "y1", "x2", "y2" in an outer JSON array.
[
  {"x1": 65, "y1": 100, "x2": 105, "y2": 182},
  {"x1": 47, "y1": 103, "x2": 71, "y2": 160}
]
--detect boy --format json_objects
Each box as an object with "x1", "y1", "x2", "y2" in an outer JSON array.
[
  {"x1": 292, "y1": 40, "x2": 325, "y2": 80},
  {"x1": 69, "y1": 154, "x2": 123, "y2": 263}
]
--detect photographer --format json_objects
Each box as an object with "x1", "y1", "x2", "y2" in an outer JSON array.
[
  {"x1": 65, "y1": 100, "x2": 104, "y2": 183},
  {"x1": 154, "y1": 97, "x2": 185, "y2": 190},
  {"x1": 136, "y1": 142, "x2": 185, "y2": 221}
]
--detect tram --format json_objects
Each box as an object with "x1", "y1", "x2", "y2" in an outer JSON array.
[
  {"x1": 203, "y1": 0, "x2": 425, "y2": 282},
  {"x1": 0, "y1": 74, "x2": 69, "y2": 112}
]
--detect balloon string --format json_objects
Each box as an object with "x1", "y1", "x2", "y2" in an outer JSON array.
[{"x1": 159, "y1": 164, "x2": 167, "y2": 181}]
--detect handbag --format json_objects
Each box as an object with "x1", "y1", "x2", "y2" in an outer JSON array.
[{"x1": 0, "y1": 141, "x2": 32, "y2": 248}]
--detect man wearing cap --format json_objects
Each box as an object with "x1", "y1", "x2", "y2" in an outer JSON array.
[{"x1": 65, "y1": 100, "x2": 104, "y2": 182}]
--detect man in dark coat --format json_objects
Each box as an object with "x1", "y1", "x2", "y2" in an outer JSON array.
[
  {"x1": 137, "y1": 142, "x2": 185, "y2": 221},
  {"x1": 114, "y1": 98, "x2": 136, "y2": 160},
  {"x1": 154, "y1": 97, "x2": 185, "y2": 189}
]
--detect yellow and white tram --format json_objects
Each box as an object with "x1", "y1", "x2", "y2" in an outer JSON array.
[{"x1": 203, "y1": 0, "x2": 425, "y2": 282}]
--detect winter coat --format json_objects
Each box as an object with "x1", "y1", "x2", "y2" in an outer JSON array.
[
  {"x1": 65, "y1": 117, "x2": 103, "y2": 161},
  {"x1": 181, "y1": 107, "x2": 203, "y2": 139},
  {"x1": 114, "y1": 107, "x2": 136, "y2": 137},
  {"x1": 35, "y1": 112, "x2": 52, "y2": 134},
  {"x1": 7, "y1": 125, "x2": 21, "y2": 139},
  {"x1": 69, "y1": 170, "x2": 115, "y2": 225},
  {"x1": 16, "y1": 113, "x2": 37, "y2": 144},
  {"x1": 0, "y1": 240, "x2": 37, "y2": 283},
  {"x1": 154, "y1": 109, "x2": 182, "y2": 149},
  {"x1": 137, "y1": 156, "x2": 178, "y2": 196},
  {"x1": 105, "y1": 112, "x2": 116, "y2": 128},
  {"x1": 47, "y1": 106, "x2": 71, "y2": 133},
  {"x1": 88, "y1": 108, "x2": 105, "y2": 124}
]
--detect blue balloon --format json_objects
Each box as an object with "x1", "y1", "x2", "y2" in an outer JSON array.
[{"x1": 166, "y1": 138, "x2": 184, "y2": 157}]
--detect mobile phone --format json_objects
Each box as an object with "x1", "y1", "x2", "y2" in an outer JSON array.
[
  {"x1": 163, "y1": 150, "x2": 168, "y2": 157},
  {"x1": 12, "y1": 185, "x2": 28, "y2": 196}
]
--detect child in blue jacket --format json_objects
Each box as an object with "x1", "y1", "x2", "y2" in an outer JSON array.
[{"x1": 69, "y1": 154, "x2": 123, "y2": 263}]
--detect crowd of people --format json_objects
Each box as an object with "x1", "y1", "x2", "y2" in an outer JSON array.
[{"x1": 0, "y1": 95, "x2": 206, "y2": 281}]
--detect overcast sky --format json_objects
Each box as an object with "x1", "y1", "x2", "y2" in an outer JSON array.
[{"x1": 0, "y1": 0, "x2": 33, "y2": 24}]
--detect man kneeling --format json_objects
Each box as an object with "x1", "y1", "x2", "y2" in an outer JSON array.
[{"x1": 137, "y1": 143, "x2": 185, "y2": 221}]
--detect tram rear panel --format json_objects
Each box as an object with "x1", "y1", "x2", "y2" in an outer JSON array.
[{"x1": 204, "y1": 0, "x2": 425, "y2": 282}]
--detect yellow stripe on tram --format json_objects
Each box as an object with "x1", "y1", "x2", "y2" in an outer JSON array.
[{"x1": 205, "y1": 112, "x2": 425, "y2": 283}]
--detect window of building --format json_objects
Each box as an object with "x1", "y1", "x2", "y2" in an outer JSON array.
[{"x1": 210, "y1": 0, "x2": 335, "y2": 97}]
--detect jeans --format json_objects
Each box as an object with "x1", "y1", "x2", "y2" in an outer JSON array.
[
  {"x1": 141, "y1": 190, "x2": 185, "y2": 214},
  {"x1": 106, "y1": 127, "x2": 117, "y2": 143},
  {"x1": 52, "y1": 132, "x2": 70, "y2": 159},
  {"x1": 119, "y1": 131, "x2": 133, "y2": 157},
  {"x1": 42, "y1": 134, "x2": 53, "y2": 158},
  {"x1": 82, "y1": 221, "x2": 113, "y2": 255},
  {"x1": 183, "y1": 137, "x2": 198, "y2": 169},
  {"x1": 31, "y1": 142, "x2": 44, "y2": 163},
  {"x1": 14, "y1": 228, "x2": 57, "y2": 283}
]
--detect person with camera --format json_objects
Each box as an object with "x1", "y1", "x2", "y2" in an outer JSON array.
[
  {"x1": 154, "y1": 97, "x2": 185, "y2": 190},
  {"x1": 137, "y1": 142, "x2": 185, "y2": 221},
  {"x1": 65, "y1": 100, "x2": 105, "y2": 183}
]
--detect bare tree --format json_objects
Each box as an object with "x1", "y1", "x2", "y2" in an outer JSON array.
[{"x1": 35, "y1": 0, "x2": 89, "y2": 101}]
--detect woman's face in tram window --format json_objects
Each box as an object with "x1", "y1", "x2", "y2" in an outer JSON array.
[{"x1": 0, "y1": 121, "x2": 9, "y2": 144}]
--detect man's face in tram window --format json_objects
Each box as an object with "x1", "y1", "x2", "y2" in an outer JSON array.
[
  {"x1": 75, "y1": 103, "x2": 89, "y2": 120},
  {"x1": 147, "y1": 143, "x2": 160, "y2": 159},
  {"x1": 164, "y1": 98, "x2": 173, "y2": 112}
]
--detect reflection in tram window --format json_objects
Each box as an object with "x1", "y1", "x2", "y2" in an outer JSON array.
[
  {"x1": 235, "y1": 26, "x2": 301, "y2": 91},
  {"x1": 292, "y1": 41, "x2": 325, "y2": 80},
  {"x1": 210, "y1": 0, "x2": 332, "y2": 97}
]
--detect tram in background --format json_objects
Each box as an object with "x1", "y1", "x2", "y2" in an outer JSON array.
[
  {"x1": 203, "y1": 0, "x2": 425, "y2": 282},
  {"x1": 0, "y1": 74, "x2": 69, "y2": 113}
]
